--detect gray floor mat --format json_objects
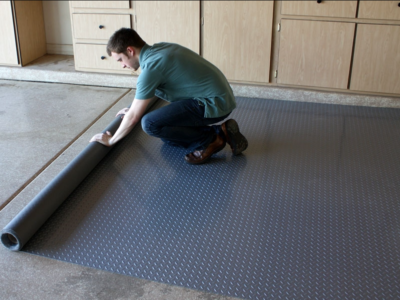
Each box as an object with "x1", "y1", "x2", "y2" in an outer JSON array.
[{"x1": 23, "y1": 97, "x2": 400, "y2": 299}]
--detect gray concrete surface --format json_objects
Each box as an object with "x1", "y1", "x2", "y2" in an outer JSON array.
[
  {"x1": 0, "y1": 87, "x2": 238, "y2": 300},
  {"x1": 0, "y1": 79, "x2": 129, "y2": 209}
]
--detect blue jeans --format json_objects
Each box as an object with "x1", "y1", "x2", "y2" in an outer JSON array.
[{"x1": 141, "y1": 99, "x2": 230, "y2": 152}]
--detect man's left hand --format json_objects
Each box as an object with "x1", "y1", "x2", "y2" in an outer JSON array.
[{"x1": 90, "y1": 131, "x2": 113, "y2": 146}]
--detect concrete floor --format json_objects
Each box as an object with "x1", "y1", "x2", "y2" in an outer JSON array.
[
  {"x1": 1, "y1": 55, "x2": 399, "y2": 300},
  {"x1": 0, "y1": 79, "x2": 238, "y2": 299}
]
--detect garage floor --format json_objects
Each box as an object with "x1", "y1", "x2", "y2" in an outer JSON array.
[
  {"x1": 0, "y1": 79, "x2": 236, "y2": 300},
  {"x1": 0, "y1": 55, "x2": 399, "y2": 300}
]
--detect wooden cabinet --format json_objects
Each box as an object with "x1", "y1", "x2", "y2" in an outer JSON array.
[
  {"x1": 136, "y1": 1, "x2": 200, "y2": 54},
  {"x1": 70, "y1": 1, "x2": 200, "y2": 74},
  {"x1": 350, "y1": 24, "x2": 400, "y2": 94},
  {"x1": 203, "y1": 1, "x2": 274, "y2": 83},
  {"x1": 358, "y1": 1, "x2": 400, "y2": 21},
  {"x1": 0, "y1": 1, "x2": 46, "y2": 66},
  {"x1": 65, "y1": 1, "x2": 400, "y2": 97},
  {"x1": 278, "y1": 19, "x2": 355, "y2": 89},
  {"x1": 69, "y1": 1, "x2": 133, "y2": 74},
  {"x1": 281, "y1": 1, "x2": 357, "y2": 18}
]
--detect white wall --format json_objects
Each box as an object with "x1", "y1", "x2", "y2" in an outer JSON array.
[{"x1": 42, "y1": 1, "x2": 73, "y2": 55}]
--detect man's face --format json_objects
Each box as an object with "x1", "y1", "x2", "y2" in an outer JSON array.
[{"x1": 111, "y1": 48, "x2": 139, "y2": 71}]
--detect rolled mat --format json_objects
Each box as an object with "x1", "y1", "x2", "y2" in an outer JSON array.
[{"x1": 1, "y1": 106, "x2": 132, "y2": 251}]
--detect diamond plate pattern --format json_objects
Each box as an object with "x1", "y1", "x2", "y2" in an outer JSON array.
[{"x1": 24, "y1": 98, "x2": 400, "y2": 299}]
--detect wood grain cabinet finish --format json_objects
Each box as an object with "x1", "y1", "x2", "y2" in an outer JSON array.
[
  {"x1": 72, "y1": 14, "x2": 131, "y2": 40},
  {"x1": 203, "y1": 1, "x2": 274, "y2": 83},
  {"x1": 0, "y1": 1, "x2": 46, "y2": 66},
  {"x1": 358, "y1": 1, "x2": 400, "y2": 21},
  {"x1": 278, "y1": 19, "x2": 355, "y2": 89},
  {"x1": 136, "y1": 1, "x2": 200, "y2": 54},
  {"x1": 74, "y1": 44, "x2": 123, "y2": 71},
  {"x1": 350, "y1": 24, "x2": 400, "y2": 94},
  {"x1": 0, "y1": 1, "x2": 18, "y2": 65},
  {"x1": 71, "y1": 1, "x2": 130, "y2": 9},
  {"x1": 281, "y1": 1, "x2": 357, "y2": 18}
]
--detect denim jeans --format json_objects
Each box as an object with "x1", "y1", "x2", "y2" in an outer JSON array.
[{"x1": 141, "y1": 98, "x2": 230, "y2": 152}]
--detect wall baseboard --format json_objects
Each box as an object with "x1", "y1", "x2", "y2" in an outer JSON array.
[{"x1": 46, "y1": 44, "x2": 73, "y2": 56}]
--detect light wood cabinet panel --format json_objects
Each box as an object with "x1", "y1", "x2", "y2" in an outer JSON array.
[
  {"x1": 0, "y1": 1, "x2": 46, "y2": 66},
  {"x1": 203, "y1": 1, "x2": 273, "y2": 83},
  {"x1": 136, "y1": 1, "x2": 200, "y2": 54},
  {"x1": 281, "y1": 1, "x2": 357, "y2": 18},
  {"x1": 278, "y1": 20, "x2": 354, "y2": 89},
  {"x1": 350, "y1": 24, "x2": 400, "y2": 94},
  {"x1": 0, "y1": 1, "x2": 18, "y2": 65},
  {"x1": 14, "y1": 1, "x2": 46, "y2": 65},
  {"x1": 72, "y1": 14, "x2": 131, "y2": 40},
  {"x1": 71, "y1": 1, "x2": 130, "y2": 9},
  {"x1": 358, "y1": 1, "x2": 400, "y2": 21}
]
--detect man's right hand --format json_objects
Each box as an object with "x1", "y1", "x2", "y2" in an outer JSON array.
[{"x1": 116, "y1": 107, "x2": 130, "y2": 119}]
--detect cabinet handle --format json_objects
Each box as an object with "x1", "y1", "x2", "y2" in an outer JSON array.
[
  {"x1": 99, "y1": 25, "x2": 104, "y2": 29},
  {"x1": 101, "y1": 56, "x2": 106, "y2": 60},
  {"x1": 398, "y1": 2, "x2": 400, "y2": 7},
  {"x1": 317, "y1": 0, "x2": 322, "y2": 3}
]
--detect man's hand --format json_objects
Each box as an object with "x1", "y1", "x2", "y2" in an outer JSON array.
[
  {"x1": 89, "y1": 131, "x2": 113, "y2": 146},
  {"x1": 116, "y1": 107, "x2": 129, "y2": 119}
]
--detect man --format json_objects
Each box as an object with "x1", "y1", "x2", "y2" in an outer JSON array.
[{"x1": 90, "y1": 28, "x2": 248, "y2": 164}]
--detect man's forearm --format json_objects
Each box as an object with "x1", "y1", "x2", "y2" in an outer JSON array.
[{"x1": 109, "y1": 114, "x2": 139, "y2": 145}]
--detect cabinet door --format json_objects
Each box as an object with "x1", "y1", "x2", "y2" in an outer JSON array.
[
  {"x1": 72, "y1": 14, "x2": 131, "y2": 40},
  {"x1": 203, "y1": 1, "x2": 274, "y2": 83},
  {"x1": 136, "y1": 1, "x2": 200, "y2": 54},
  {"x1": 350, "y1": 24, "x2": 400, "y2": 94},
  {"x1": 278, "y1": 20, "x2": 354, "y2": 89},
  {"x1": 358, "y1": 1, "x2": 400, "y2": 21},
  {"x1": 281, "y1": 1, "x2": 357, "y2": 18},
  {"x1": 0, "y1": 1, "x2": 18, "y2": 65},
  {"x1": 71, "y1": 1, "x2": 130, "y2": 9}
]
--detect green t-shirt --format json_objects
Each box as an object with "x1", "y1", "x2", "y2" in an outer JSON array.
[{"x1": 135, "y1": 43, "x2": 236, "y2": 118}]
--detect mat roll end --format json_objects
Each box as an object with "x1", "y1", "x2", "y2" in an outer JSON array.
[{"x1": 1, "y1": 230, "x2": 21, "y2": 251}]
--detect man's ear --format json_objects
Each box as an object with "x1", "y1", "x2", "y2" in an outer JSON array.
[{"x1": 126, "y1": 46, "x2": 135, "y2": 56}]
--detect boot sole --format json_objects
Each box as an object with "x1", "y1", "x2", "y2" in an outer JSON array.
[{"x1": 225, "y1": 119, "x2": 248, "y2": 156}]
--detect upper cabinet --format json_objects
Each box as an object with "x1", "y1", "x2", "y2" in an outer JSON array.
[
  {"x1": 281, "y1": 1, "x2": 358, "y2": 18},
  {"x1": 358, "y1": 1, "x2": 400, "y2": 21},
  {"x1": 0, "y1": 1, "x2": 46, "y2": 66},
  {"x1": 203, "y1": 1, "x2": 274, "y2": 83},
  {"x1": 135, "y1": 1, "x2": 200, "y2": 54},
  {"x1": 278, "y1": 20, "x2": 355, "y2": 89}
]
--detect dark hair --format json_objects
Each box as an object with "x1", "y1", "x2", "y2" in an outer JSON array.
[{"x1": 106, "y1": 28, "x2": 146, "y2": 56}]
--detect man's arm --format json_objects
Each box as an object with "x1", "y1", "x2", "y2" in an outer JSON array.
[{"x1": 90, "y1": 97, "x2": 153, "y2": 146}]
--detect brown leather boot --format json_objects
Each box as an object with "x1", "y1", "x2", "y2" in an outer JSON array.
[
  {"x1": 221, "y1": 119, "x2": 248, "y2": 155},
  {"x1": 184, "y1": 134, "x2": 226, "y2": 164}
]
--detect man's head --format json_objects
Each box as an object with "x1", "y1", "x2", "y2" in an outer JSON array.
[{"x1": 107, "y1": 28, "x2": 146, "y2": 71}]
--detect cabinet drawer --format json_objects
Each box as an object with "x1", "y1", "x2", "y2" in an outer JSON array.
[
  {"x1": 74, "y1": 44, "x2": 122, "y2": 71},
  {"x1": 350, "y1": 24, "x2": 400, "y2": 94},
  {"x1": 71, "y1": 1, "x2": 130, "y2": 9},
  {"x1": 281, "y1": 1, "x2": 357, "y2": 18},
  {"x1": 358, "y1": 1, "x2": 400, "y2": 21},
  {"x1": 73, "y1": 14, "x2": 131, "y2": 40}
]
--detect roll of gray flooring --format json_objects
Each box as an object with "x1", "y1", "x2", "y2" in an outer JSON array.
[{"x1": 1, "y1": 114, "x2": 124, "y2": 251}]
